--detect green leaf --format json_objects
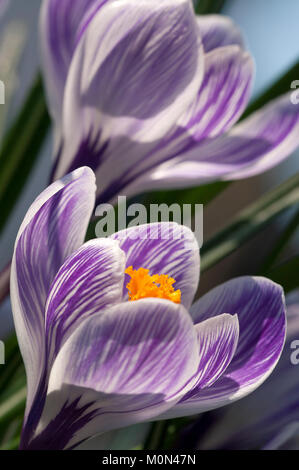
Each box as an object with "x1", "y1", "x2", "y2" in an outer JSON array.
[
  {"x1": 264, "y1": 255, "x2": 299, "y2": 293},
  {"x1": 0, "y1": 386, "x2": 26, "y2": 429},
  {"x1": 201, "y1": 173, "x2": 299, "y2": 272},
  {"x1": 0, "y1": 435, "x2": 20, "y2": 451},
  {"x1": 143, "y1": 181, "x2": 229, "y2": 208},
  {"x1": 0, "y1": 75, "x2": 50, "y2": 233},
  {"x1": 143, "y1": 421, "x2": 169, "y2": 450},
  {"x1": 260, "y1": 207, "x2": 299, "y2": 273},
  {"x1": 195, "y1": 0, "x2": 226, "y2": 15},
  {"x1": 0, "y1": 339, "x2": 23, "y2": 398}
]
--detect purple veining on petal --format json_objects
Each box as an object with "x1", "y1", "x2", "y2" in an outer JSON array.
[
  {"x1": 182, "y1": 46, "x2": 253, "y2": 140},
  {"x1": 30, "y1": 299, "x2": 198, "y2": 448},
  {"x1": 122, "y1": 92, "x2": 299, "y2": 194},
  {"x1": 11, "y1": 168, "x2": 95, "y2": 427},
  {"x1": 76, "y1": 46, "x2": 253, "y2": 203},
  {"x1": 22, "y1": 396, "x2": 97, "y2": 450},
  {"x1": 190, "y1": 314, "x2": 239, "y2": 391},
  {"x1": 54, "y1": 0, "x2": 203, "y2": 181},
  {"x1": 81, "y1": 6, "x2": 199, "y2": 120},
  {"x1": 184, "y1": 292, "x2": 299, "y2": 450},
  {"x1": 45, "y1": 239, "x2": 125, "y2": 368},
  {"x1": 41, "y1": 0, "x2": 111, "y2": 123},
  {"x1": 179, "y1": 277, "x2": 285, "y2": 415},
  {"x1": 65, "y1": 129, "x2": 109, "y2": 176},
  {"x1": 75, "y1": 0, "x2": 111, "y2": 47}
]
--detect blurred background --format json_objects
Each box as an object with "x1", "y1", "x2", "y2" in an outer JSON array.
[{"x1": 0, "y1": 0, "x2": 298, "y2": 337}]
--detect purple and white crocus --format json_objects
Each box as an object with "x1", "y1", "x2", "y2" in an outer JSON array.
[
  {"x1": 12, "y1": 167, "x2": 286, "y2": 450},
  {"x1": 40, "y1": 0, "x2": 299, "y2": 204}
]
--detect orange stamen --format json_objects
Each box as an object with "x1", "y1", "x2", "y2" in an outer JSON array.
[{"x1": 125, "y1": 266, "x2": 181, "y2": 304}]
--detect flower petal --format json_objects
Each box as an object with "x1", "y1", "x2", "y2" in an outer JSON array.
[
  {"x1": 10, "y1": 167, "x2": 96, "y2": 419},
  {"x1": 128, "y1": 93, "x2": 299, "y2": 192},
  {"x1": 45, "y1": 238, "x2": 126, "y2": 368},
  {"x1": 196, "y1": 15, "x2": 245, "y2": 53},
  {"x1": 159, "y1": 313, "x2": 239, "y2": 419},
  {"x1": 223, "y1": 93, "x2": 299, "y2": 179},
  {"x1": 194, "y1": 291, "x2": 299, "y2": 450},
  {"x1": 92, "y1": 44, "x2": 253, "y2": 202},
  {"x1": 27, "y1": 299, "x2": 198, "y2": 449},
  {"x1": 40, "y1": 0, "x2": 110, "y2": 130},
  {"x1": 166, "y1": 277, "x2": 286, "y2": 417},
  {"x1": 54, "y1": 0, "x2": 204, "y2": 180},
  {"x1": 110, "y1": 222, "x2": 200, "y2": 309},
  {"x1": 179, "y1": 45, "x2": 254, "y2": 140},
  {"x1": 193, "y1": 314, "x2": 239, "y2": 389}
]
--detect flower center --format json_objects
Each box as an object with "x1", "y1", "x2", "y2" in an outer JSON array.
[{"x1": 125, "y1": 266, "x2": 181, "y2": 304}]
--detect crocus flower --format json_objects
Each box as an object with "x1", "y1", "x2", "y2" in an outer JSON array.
[
  {"x1": 11, "y1": 166, "x2": 286, "y2": 450},
  {"x1": 178, "y1": 290, "x2": 299, "y2": 450},
  {"x1": 40, "y1": 0, "x2": 299, "y2": 204}
]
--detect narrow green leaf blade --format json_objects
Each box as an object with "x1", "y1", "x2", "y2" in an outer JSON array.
[
  {"x1": 201, "y1": 174, "x2": 299, "y2": 272},
  {"x1": 0, "y1": 75, "x2": 50, "y2": 233},
  {"x1": 260, "y1": 207, "x2": 299, "y2": 273}
]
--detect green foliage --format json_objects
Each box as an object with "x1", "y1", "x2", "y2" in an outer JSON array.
[{"x1": 0, "y1": 75, "x2": 50, "y2": 233}]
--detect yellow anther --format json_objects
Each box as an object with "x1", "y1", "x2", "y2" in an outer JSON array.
[{"x1": 125, "y1": 266, "x2": 181, "y2": 304}]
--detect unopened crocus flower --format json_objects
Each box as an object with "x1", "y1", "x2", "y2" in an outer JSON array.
[
  {"x1": 11, "y1": 166, "x2": 286, "y2": 450},
  {"x1": 40, "y1": 0, "x2": 299, "y2": 203},
  {"x1": 178, "y1": 290, "x2": 299, "y2": 450}
]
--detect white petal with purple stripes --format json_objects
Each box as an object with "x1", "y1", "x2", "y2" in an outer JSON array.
[
  {"x1": 131, "y1": 92, "x2": 299, "y2": 191},
  {"x1": 159, "y1": 313, "x2": 239, "y2": 419},
  {"x1": 45, "y1": 238, "x2": 126, "y2": 368},
  {"x1": 196, "y1": 291, "x2": 299, "y2": 450},
  {"x1": 10, "y1": 167, "x2": 96, "y2": 419},
  {"x1": 29, "y1": 299, "x2": 199, "y2": 449},
  {"x1": 90, "y1": 45, "x2": 254, "y2": 202},
  {"x1": 55, "y1": 0, "x2": 204, "y2": 179},
  {"x1": 179, "y1": 45, "x2": 254, "y2": 140},
  {"x1": 40, "y1": 0, "x2": 110, "y2": 129},
  {"x1": 166, "y1": 277, "x2": 286, "y2": 416}
]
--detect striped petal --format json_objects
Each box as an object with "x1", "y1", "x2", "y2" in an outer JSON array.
[
  {"x1": 26, "y1": 299, "x2": 199, "y2": 450},
  {"x1": 10, "y1": 167, "x2": 96, "y2": 421},
  {"x1": 110, "y1": 222, "x2": 200, "y2": 309},
  {"x1": 223, "y1": 93, "x2": 299, "y2": 179},
  {"x1": 81, "y1": 44, "x2": 254, "y2": 203},
  {"x1": 45, "y1": 238, "x2": 126, "y2": 369},
  {"x1": 193, "y1": 314, "x2": 239, "y2": 389},
  {"x1": 194, "y1": 291, "x2": 299, "y2": 450},
  {"x1": 54, "y1": 0, "x2": 204, "y2": 181},
  {"x1": 130, "y1": 93, "x2": 299, "y2": 191},
  {"x1": 179, "y1": 45, "x2": 254, "y2": 140},
  {"x1": 40, "y1": 0, "x2": 110, "y2": 130},
  {"x1": 168, "y1": 277, "x2": 286, "y2": 417},
  {"x1": 160, "y1": 313, "x2": 239, "y2": 419},
  {"x1": 196, "y1": 15, "x2": 245, "y2": 53}
]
